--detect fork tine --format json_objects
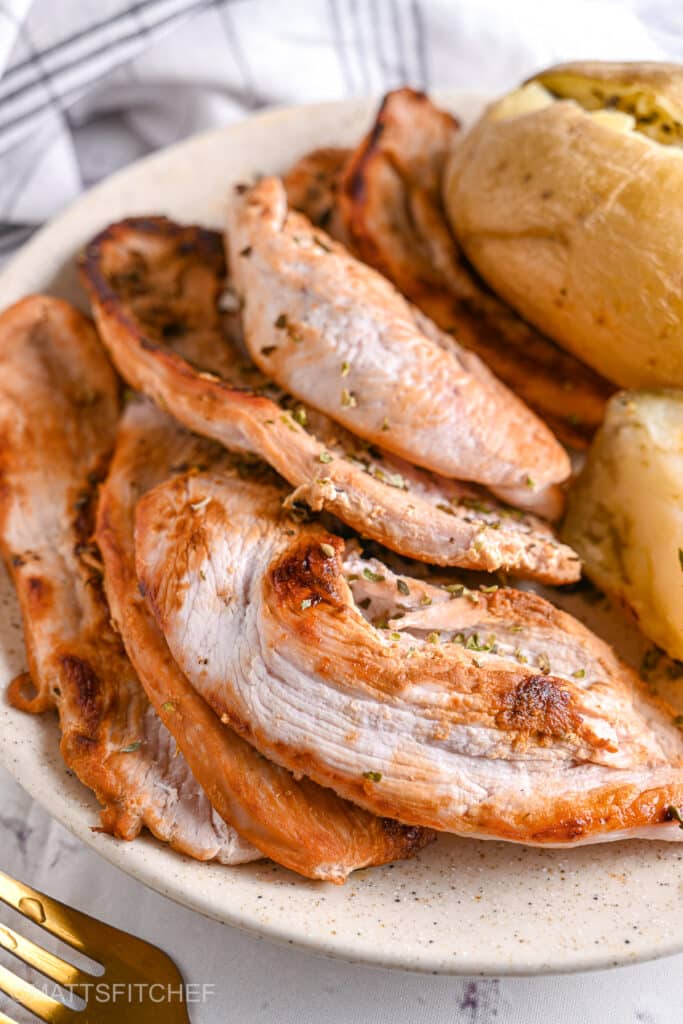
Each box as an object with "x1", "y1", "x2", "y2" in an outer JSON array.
[
  {"x1": 0, "y1": 921, "x2": 93, "y2": 991},
  {"x1": 0, "y1": 868, "x2": 112, "y2": 962},
  {"x1": 0, "y1": 961, "x2": 72, "y2": 1023}
]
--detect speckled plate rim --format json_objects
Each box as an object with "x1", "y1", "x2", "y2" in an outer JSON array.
[{"x1": 1, "y1": 93, "x2": 682, "y2": 977}]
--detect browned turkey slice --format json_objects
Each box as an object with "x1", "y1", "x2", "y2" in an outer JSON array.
[
  {"x1": 0, "y1": 295, "x2": 257, "y2": 863},
  {"x1": 283, "y1": 146, "x2": 350, "y2": 245},
  {"x1": 226, "y1": 176, "x2": 571, "y2": 519},
  {"x1": 284, "y1": 89, "x2": 613, "y2": 449},
  {"x1": 135, "y1": 462, "x2": 683, "y2": 846},
  {"x1": 97, "y1": 396, "x2": 433, "y2": 881},
  {"x1": 80, "y1": 215, "x2": 580, "y2": 584}
]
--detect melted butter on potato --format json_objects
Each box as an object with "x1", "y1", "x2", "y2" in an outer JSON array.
[
  {"x1": 490, "y1": 82, "x2": 555, "y2": 121},
  {"x1": 563, "y1": 391, "x2": 683, "y2": 661}
]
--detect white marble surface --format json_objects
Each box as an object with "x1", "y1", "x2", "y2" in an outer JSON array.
[{"x1": 0, "y1": 762, "x2": 681, "y2": 1023}]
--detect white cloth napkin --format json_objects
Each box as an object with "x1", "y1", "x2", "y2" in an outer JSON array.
[{"x1": 1, "y1": 3, "x2": 683, "y2": 1022}]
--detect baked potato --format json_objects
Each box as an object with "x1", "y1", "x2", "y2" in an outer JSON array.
[
  {"x1": 444, "y1": 62, "x2": 683, "y2": 389},
  {"x1": 562, "y1": 390, "x2": 683, "y2": 661}
]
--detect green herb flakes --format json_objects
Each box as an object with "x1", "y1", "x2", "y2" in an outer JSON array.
[
  {"x1": 396, "y1": 579, "x2": 410, "y2": 596},
  {"x1": 120, "y1": 741, "x2": 141, "y2": 754},
  {"x1": 300, "y1": 598, "x2": 313, "y2": 611},
  {"x1": 666, "y1": 805, "x2": 683, "y2": 829},
  {"x1": 318, "y1": 451, "x2": 333, "y2": 463},
  {"x1": 363, "y1": 771, "x2": 382, "y2": 783},
  {"x1": 572, "y1": 668, "x2": 586, "y2": 679},
  {"x1": 362, "y1": 567, "x2": 385, "y2": 583}
]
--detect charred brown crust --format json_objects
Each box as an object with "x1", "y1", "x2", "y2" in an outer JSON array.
[
  {"x1": 269, "y1": 537, "x2": 346, "y2": 613},
  {"x1": 497, "y1": 675, "x2": 581, "y2": 739}
]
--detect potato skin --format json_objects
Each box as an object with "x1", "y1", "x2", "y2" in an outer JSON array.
[{"x1": 444, "y1": 78, "x2": 683, "y2": 389}]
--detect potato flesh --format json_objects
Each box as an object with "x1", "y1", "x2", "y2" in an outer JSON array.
[
  {"x1": 563, "y1": 391, "x2": 683, "y2": 661},
  {"x1": 494, "y1": 82, "x2": 638, "y2": 136},
  {"x1": 535, "y1": 71, "x2": 683, "y2": 146}
]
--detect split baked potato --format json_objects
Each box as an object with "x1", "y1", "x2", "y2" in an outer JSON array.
[
  {"x1": 563, "y1": 390, "x2": 683, "y2": 661},
  {"x1": 444, "y1": 62, "x2": 683, "y2": 389}
]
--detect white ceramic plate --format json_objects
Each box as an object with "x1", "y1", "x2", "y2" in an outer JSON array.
[{"x1": 1, "y1": 94, "x2": 682, "y2": 977}]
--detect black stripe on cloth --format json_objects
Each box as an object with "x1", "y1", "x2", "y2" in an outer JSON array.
[
  {"x1": 0, "y1": 0, "x2": 205, "y2": 107},
  {"x1": 411, "y1": 0, "x2": 429, "y2": 89},
  {"x1": 215, "y1": 0, "x2": 258, "y2": 109},
  {"x1": 348, "y1": 0, "x2": 372, "y2": 94},
  {"x1": 0, "y1": 0, "x2": 213, "y2": 136},
  {"x1": 328, "y1": 0, "x2": 355, "y2": 94},
  {"x1": 1, "y1": 0, "x2": 175, "y2": 87},
  {"x1": 369, "y1": 0, "x2": 396, "y2": 91},
  {"x1": 388, "y1": 0, "x2": 408, "y2": 84}
]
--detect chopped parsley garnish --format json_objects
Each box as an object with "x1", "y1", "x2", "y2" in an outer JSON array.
[
  {"x1": 341, "y1": 361, "x2": 350, "y2": 377},
  {"x1": 572, "y1": 668, "x2": 586, "y2": 679},
  {"x1": 426, "y1": 632, "x2": 440, "y2": 644},
  {"x1": 396, "y1": 579, "x2": 410, "y2": 596},
  {"x1": 162, "y1": 701, "x2": 175, "y2": 713},
  {"x1": 537, "y1": 652, "x2": 551, "y2": 674},
  {"x1": 318, "y1": 451, "x2": 333, "y2": 463},
  {"x1": 120, "y1": 741, "x2": 141, "y2": 753},
  {"x1": 525, "y1": 476, "x2": 535, "y2": 489},
  {"x1": 666, "y1": 805, "x2": 683, "y2": 829},
  {"x1": 362, "y1": 567, "x2": 385, "y2": 583},
  {"x1": 300, "y1": 598, "x2": 313, "y2": 610},
  {"x1": 480, "y1": 584, "x2": 498, "y2": 594},
  {"x1": 292, "y1": 406, "x2": 308, "y2": 426},
  {"x1": 341, "y1": 388, "x2": 357, "y2": 408},
  {"x1": 363, "y1": 770, "x2": 382, "y2": 782}
]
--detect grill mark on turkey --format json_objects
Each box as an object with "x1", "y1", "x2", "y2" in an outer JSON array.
[
  {"x1": 270, "y1": 537, "x2": 346, "y2": 613},
  {"x1": 25, "y1": 575, "x2": 50, "y2": 606},
  {"x1": 497, "y1": 675, "x2": 580, "y2": 739},
  {"x1": 60, "y1": 654, "x2": 103, "y2": 732}
]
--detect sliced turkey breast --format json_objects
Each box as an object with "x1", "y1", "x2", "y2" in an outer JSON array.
[
  {"x1": 226, "y1": 176, "x2": 571, "y2": 518},
  {"x1": 283, "y1": 90, "x2": 613, "y2": 449},
  {"x1": 283, "y1": 146, "x2": 350, "y2": 246},
  {"x1": 97, "y1": 396, "x2": 432, "y2": 881},
  {"x1": 0, "y1": 296, "x2": 257, "y2": 863},
  {"x1": 80, "y1": 216, "x2": 580, "y2": 583},
  {"x1": 136, "y1": 463, "x2": 683, "y2": 845}
]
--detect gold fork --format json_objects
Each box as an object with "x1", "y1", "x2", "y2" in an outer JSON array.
[{"x1": 0, "y1": 868, "x2": 189, "y2": 1022}]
